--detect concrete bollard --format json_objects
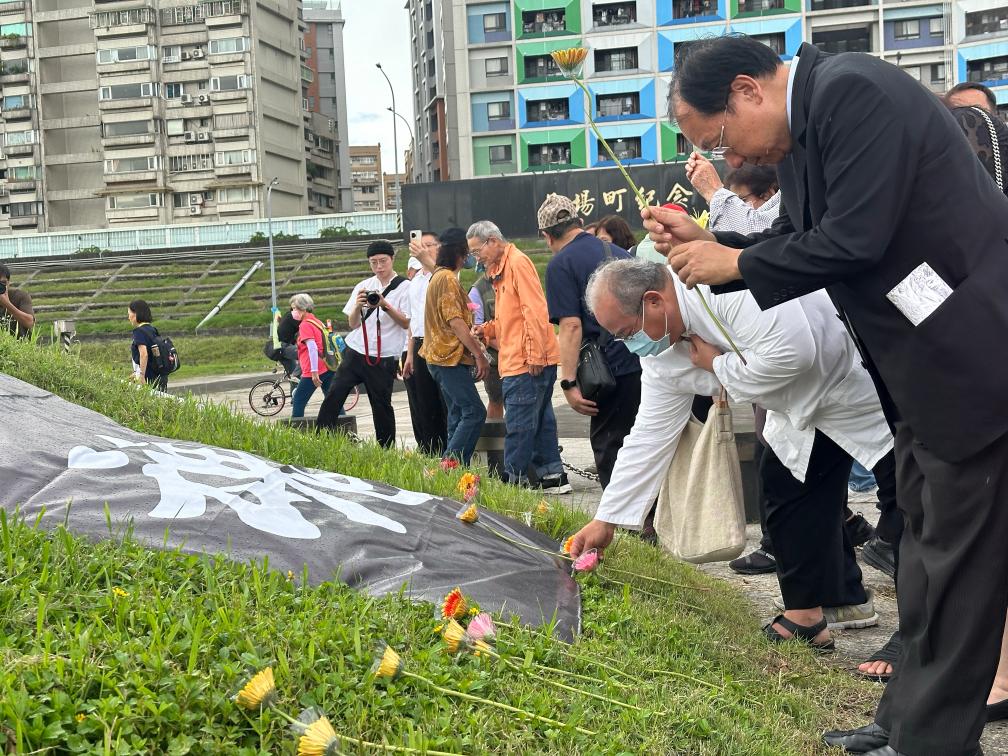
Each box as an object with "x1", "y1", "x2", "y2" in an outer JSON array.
[{"x1": 472, "y1": 419, "x2": 505, "y2": 477}]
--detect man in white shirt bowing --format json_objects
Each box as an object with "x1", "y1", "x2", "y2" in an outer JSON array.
[
  {"x1": 567, "y1": 258, "x2": 893, "y2": 651},
  {"x1": 317, "y1": 240, "x2": 410, "y2": 448}
]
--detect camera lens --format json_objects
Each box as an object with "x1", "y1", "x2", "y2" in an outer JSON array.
[{"x1": 366, "y1": 291, "x2": 380, "y2": 306}]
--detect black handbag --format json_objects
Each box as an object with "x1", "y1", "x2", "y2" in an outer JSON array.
[{"x1": 575, "y1": 240, "x2": 618, "y2": 401}]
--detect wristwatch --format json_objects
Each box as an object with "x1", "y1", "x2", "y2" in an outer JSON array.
[{"x1": 560, "y1": 379, "x2": 577, "y2": 391}]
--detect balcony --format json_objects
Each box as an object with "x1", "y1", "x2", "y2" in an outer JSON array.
[
  {"x1": 526, "y1": 98, "x2": 570, "y2": 125},
  {"x1": 0, "y1": 34, "x2": 26, "y2": 50},
  {"x1": 965, "y1": 10, "x2": 1008, "y2": 38},
  {"x1": 9, "y1": 214, "x2": 38, "y2": 228},
  {"x1": 2, "y1": 107, "x2": 32, "y2": 121},
  {"x1": 594, "y1": 47, "x2": 639, "y2": 75},
  {"x1": 105, "y1": 170, "x2": 158, "y2": 184},
  {"x1": 209, "y1": 89, "x2": 249, "y2": 103},
  {"x1": 809, "y1": 0, "x2": 874, "y2": 10},
  {"x1": 672, "y1": 0, "x2": 717, "y2": 20},
  {"x1": 520, "y1": 9, "x2": 568, "y2": 37},
  {"x1": 0, "y1": 70, "x2": 29, "y2": 85},
  {"x1": 4, "y1": 143, "x2": 34, "y2": 157},
  {"x1": 528, "y1": 143, "x2": 572, "y2": 170},
  {"x1": 596, "y1": 93, "x2": 641, "y2": 120},
  {"x1": 0, "y1": 1, "x2": 26, "y2": 14},
  {"x1": 967, "y1": 56, "x2": 1008, "y2": 86},
  {"x1": 593, "y1": 2, "x2": 637, "y2": 27},
  {"x1": 215, "y1": 163, "x2": 254, "y2": 177},
  {"x1": 523, "y1": 55, "x2": 563, "y2": 83},
  {"x1": 5, "y1": 179, "x2": 35, "y2": 192},
  {"x1": 736, "y1": 0, "x2": 787, "y2": 16},
  {"x1": 812, "y1": 27, "x2": 872, "y2": 53},
  {"x1": 102, "y1": 133, "x2": 157, "y2": 148}
]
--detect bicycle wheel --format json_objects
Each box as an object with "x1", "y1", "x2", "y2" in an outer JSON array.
[
  {"x1": 344, "y1": 385, "x2": 360, "y2": 412},
  {"x1": 249, "y1": 380, "x2": 287, "y2": 417}
]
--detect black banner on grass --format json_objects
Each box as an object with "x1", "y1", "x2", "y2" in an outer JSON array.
[{"x1": 0, "y1": 374, "x2": 581, "y2": 639}]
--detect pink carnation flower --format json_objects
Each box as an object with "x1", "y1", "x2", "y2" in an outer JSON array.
[
  {"x1": 572, "y1": 549, "x2": 600, "y2": 574},
  {"x1": 467, "y1": 612, "x2": 496, "y2": 641}
]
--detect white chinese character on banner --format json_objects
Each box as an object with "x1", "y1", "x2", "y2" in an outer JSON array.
[{"x1": 68, "y1": 436, "x2": 430, "y2": 539}]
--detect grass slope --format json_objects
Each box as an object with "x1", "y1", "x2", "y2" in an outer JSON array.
[{"x1": 0, "y1": 336, "x2": 874, "y2": 754}]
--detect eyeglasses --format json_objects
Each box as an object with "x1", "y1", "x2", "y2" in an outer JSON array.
[
  {"x1": 709, "y1": 104, "x2": 731, "y2": 159},
  {"x1": 612, "y1": 304, "x2": 644, "y2": 342}
]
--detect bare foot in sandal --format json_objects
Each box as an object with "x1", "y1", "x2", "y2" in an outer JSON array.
[
  {"x1": 765, "y1": 608, "x2": 834, "y2": 650},
  {"x1": 857, "y1": 631, "x2": 901, "y2": 681}
]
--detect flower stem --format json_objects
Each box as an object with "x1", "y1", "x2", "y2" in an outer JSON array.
[
  {"x1": 694, "y1": 288, "x2": 748, "y2": 364},
  {"x1": 480, "y1": 523, "x2": 569, "y2": 561},
  {"x1": 401, "y1": 670, "x2": 596, "y2": 736},
  {"x1": 498, "y1": 655, "x2": 648, "y2": 711}
]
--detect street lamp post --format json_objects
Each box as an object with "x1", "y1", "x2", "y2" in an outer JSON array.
[
  {"x1": 266, "y1": 176, "x2": 280, "y2": 315},
  {"x1": 387, "y1": 106, "x2": 415, "y2": 183},
  {"x1": 375, "y1": 62, "x2": 401, "y2": 217}
]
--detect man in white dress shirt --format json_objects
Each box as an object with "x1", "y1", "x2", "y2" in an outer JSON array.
[
  {"x1": 568, "y1": 257, "x2": 892, "y2": 650},
  {"x1": 317, "y1": 240, "x2": 411, "y2": 447}
]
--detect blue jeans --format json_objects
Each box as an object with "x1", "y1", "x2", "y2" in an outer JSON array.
[
  {"x1": 428, "y1": 363, "x2": 486, "y2": 465},
  {"x1": 849, "y1": 460, "x2": 877, "y2": 491},
  {"x1": 291, "y1": 370, "x2": 334, "y2": 418},
  {"x1": 501, "y1": 365, "x2": 563, "y2": 483}
]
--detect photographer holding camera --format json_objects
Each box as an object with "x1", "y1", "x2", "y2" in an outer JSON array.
[
  {"x1": 317, "y1": 240, "x2": 410, "y2": 447},
  {"x1": 0, "y1": 264, "x2": 34, "y2": 339}
]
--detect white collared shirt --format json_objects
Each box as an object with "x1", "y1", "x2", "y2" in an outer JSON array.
[
  {"x1": 709, "y1": 189, "x2": 782, "y2": 234},
  {"x1": 342, "y1": 275, "x2": 410, "y2": 358},
  {"x1": 594, "y1": 268, "x2": 893, "y2": 529},
  {"x1": 405, "y1": 268, "x2": 432, "y2": 339}
]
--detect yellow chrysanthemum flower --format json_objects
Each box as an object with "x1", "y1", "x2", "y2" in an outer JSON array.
[
  {"x1": 440, "y1": 587, "x2": 468, "y2": 619},
  {"x1": 550, "y1": 47, "x2": 589, "y2": 77},
  {"x1": 234, "y1": 667, "x2": 278, "y2": 710},
  {"x1": 562, "y1": 535, "x2": 575, "y2": 555},
  {"x1": 441, "y1": 618, "x2": 471, "y2": 654},
  {"x1": 456, "y1": 503, "x2": 479, "y2": 523},
  {"x1": 537, "y1": 500, "x2": 549, "y2": 514},
  {"x1": 296, "y1": 715, "x2": 341, "y2": 756},
  {"x1": 371, "y1": 643, "x2": 404, "y2": 680},
  {"x1": 457, "y1": 472, "x2": 479, "y2": 495}
]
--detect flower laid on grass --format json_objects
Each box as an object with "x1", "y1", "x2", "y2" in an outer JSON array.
[
  {"x1": 467, "y1": 612, "x2": 496, "y2": 642},
  {"x1": 572, "y1": 549, "x2": 600, "y2": 574},
  {"x1": 75, "y1": 713, "x2": 85, "y2": 723},
  {"x1": 440, "y1": 587, "x2": 468, "y2": 620},
  {"x1": 371, "y1": 643, "x2": 405, "y2": 680},
  {"x1": 292, "y1": 706, "x2": 456, "y2": 755},
  {"x1": 457, "y1": 472, "x2": 479, "y2": 495},
  {"x1": 235, "y1": 667, "x2": 278, "y2": 710},
  {"x1": 441, "y1": 618, "x2": 471, "y2": 654},
  {"x1": 456, "y1": 503, "x2": 479, "y2": 523},
  {"x1": 439, "y1": 457, "x2": 459, "y2": 472},
  {"x1": 370, "y1": 643, "x2": 596, "y2": 736},
  {"x1": 295, "y1": 713, "x2": 341, "y2": 756},
  {"x1": 536, "y1": 500, "x2": 549, "y2": 515}
]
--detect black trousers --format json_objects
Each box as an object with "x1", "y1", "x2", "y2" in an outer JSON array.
[
  {"x1": 762, "y1": 429, "x2": 866, "y2": 609},
  {"x1": 590, "y1": 371, "x2": 642, "y2": 490},
  {"x1": 403, "y1": 339, "x2": 447, "y2": 457},
  {"x1": 317, "y1": 347, "x2": 397, "y2": 448},
  {"x1": 875, "y1": 425, "x2": 1008, "y2": 756}
]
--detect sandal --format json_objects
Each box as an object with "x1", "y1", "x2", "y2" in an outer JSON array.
[
  {"x1": 763, "y1": 614, "x2": 835, "y2": 653},
  {"x1": 856, "y1": 630, "x2": 901, "y2": 682}
]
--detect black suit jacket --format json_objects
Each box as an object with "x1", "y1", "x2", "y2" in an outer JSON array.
[{"x1": 713, "y1": 43, "x2": 1008, "y2": 463}]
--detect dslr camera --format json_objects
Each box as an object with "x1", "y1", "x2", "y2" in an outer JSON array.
[{"x1": 364, "y1": 290, "x2": 381, "y2": 307}]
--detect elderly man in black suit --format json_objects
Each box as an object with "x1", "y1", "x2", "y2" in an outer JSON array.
[{"x1": 644, "y1": 36, "x2": 1008, "y2": 756}]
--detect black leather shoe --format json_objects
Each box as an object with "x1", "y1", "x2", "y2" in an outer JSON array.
[
  {"x1": 822, "y1": 722, "x2": 889, "y2": 753},
  {"x1": 845, "y1": 512, "x2": 876, "y2": 548},
  {"x1": 862, "y1": 536, "x2": 896, "y2": 579},
  {"x1": 863, "y1": 748, "x2": 982, "y2": 756},
  {"x1": 988, "y1": 697, "x2": 1008, "y2": 722}
]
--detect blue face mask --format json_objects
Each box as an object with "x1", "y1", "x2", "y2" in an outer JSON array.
[
  {"x1": 621, "y1": 300, "x2": 670, "y2": 357},
  {"x1": 463, "y1": 253, "x2": 477, "y2": 270}
]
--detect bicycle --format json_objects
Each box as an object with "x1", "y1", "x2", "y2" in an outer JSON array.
[{"x1": 248, "y1": 362, "x2": 360, "y2": 418}]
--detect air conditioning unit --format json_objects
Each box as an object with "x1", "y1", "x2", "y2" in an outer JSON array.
[
  {"x1": 197, "y1": 94, "x2": 209, "y2": 105},
  {"x1": 181, "y1": 51, "x2": 192, "y2": 61},
  {"x1": 189, "y1": 205, "x2": 202, "y2": 215},
  {"x1": 180, "y1": 94, "x2": 193, "y2": 105},
  {"x1": 197, "y1": 131, "x2": 209, "y2": 141},
  {"x1": 189, "y1": 193, "x2": 203, "y2": 205},
  {"x1": 192, "y1": 48, "x2": 205, "y2": 59},
  {"x1": 183, "y1": 130, "x2": 196, "y2": 142}
]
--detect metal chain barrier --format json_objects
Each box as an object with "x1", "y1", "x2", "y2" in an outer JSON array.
[{"x1": 562, "y1": 459, "x2": 600, "y2": 482}]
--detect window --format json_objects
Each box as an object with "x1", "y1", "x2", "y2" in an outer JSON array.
[
  {"x1": 929, "y1": 17, "x2": 943, "y2": 38},
  {"x1": 427, "y1": 58, "x2": 435, "y2": 77},
  {"x1": 737, "y1": 0, "x2": 784, "y2": 13},
  {"x1": 8, "y1": 201, "x2": 41, "y2": 218},
  {"x1": 160, "y1": 5, "x2": 203, "y2": 25},
  {"x1": 215, "y1": 148, "x2": 254, "y2": 166},
  {"x1": 812, "y1": 27, "x2": 871, "y2": 54},
  {"x1": 99, "y1": 82, "x2": 158, "y2": 100},
  {"x1": 593, "y1": 2, "x2": 637, "y2": 27},
  {"x1": 214, "y1": 111, "x2": 250, "y2": 129},
  {"x1": 169, "y1": 154, "x2": 213, "y2": 173},
  {"x1": 676, "y1": 133, "x2": 690, "y2": 155},
  {"x1": 97, "y1": 45, "x2": 156, "y2": 64},
  {"x1": 108, "y1": 193, "x2": 163, "y2": 210},
  {"x1": 969, "y1": 57, "x2": 1008, "y2": 83},
  {"x1": 210, "y1": 75, "x2": 249, "y2": 91},
  {"x1": 521, "y1": 8, "x2": 566, "y2": 34},
  {"x1": 672, "y1": 0, "x2": 716, "y2": 19},
  {"x1": 218, "y1": 186, "x2": 255, "y2": 202},
  {"x1": 597, "y1": 93, "x2": 639, "y2": 117},
  {"x1": 527, "y1": 98, "x2": 568, "y2": 121},
  {"x1": 3, "y1": 130, "x2": 34, "y2": 146},
  {"x1": 902, "y1": 65, "x2": 922, "y2": 81},
  {"x1": 162, "y1": 45, "x2": 181, "y2": 62},
  {"x1": 524, "y1": 54, "x2": 560, "y2": 79},
  {"x1": 893, "y1": 20, "x2": 920, "y2": 41},
  {"x1": 426, "y1": 30, "x2": 434, "y2": 49},
  {"x1": 2, "y1": 94, "x2": 30, "y2": 109},
  {"x1": 487, "y1": 101, "x2": 511, "y2": 122},
  {"x1": 594, "y1": 47, "x2": 638, "y2": 73},
  {"x1": 752, "y1": 32, "x2": 786, "y2": 55},
  {"x1": 600, "y1": 136, "x2": 641, "y2": 160},
  {"x1": 360, "y1": 185, "x2": 377, "y2": 194},
  {"x1": 103, "y1": 120, "x2": 152, "y2": 137},
  {"x1": 485, "y1": 57, "x2": 508, "y2": 76},
  {"x1": 489, "y1": 144, "x2": 512, "y2": 164},
  {"x1": 965, "y1": 8, "x2": 1008, "y2": 36},
  {"x1": 173, "y1": 193, "x2": 191, "y2": 208},
  {"x1": 483, "y1": 12, "x2": 506, "y2": 32},
  {"x1": 931, "y1": 62, "x2": 946, "y2": 84},
  {"x1": 209, "y1": 37, "x2": 249, "y2": 54},
  {"x1": 90, "y1": 8, "x2": 155, "y2": 28},
  {"x1": 8, "y1": 165, "x2": 36, "y2": 180},
  {"x1": 165, "y1": 83, "x2": 184, "y2": 99},
  {"x1": 104, "y1": 155, "x2": 159, "y2": 173},
  {"x1": 528, "y1": 142, "x2": 571, "y2": 167}
]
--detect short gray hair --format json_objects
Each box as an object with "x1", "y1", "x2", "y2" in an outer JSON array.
[
  {"x1": 289, "y1": 293, "x2": 314, "y2": 312},
  {"x1": 586, "y1": 258, "x2": 669, "y2": 317},
  {"x1": 466, "y1": 220, "x2": 505, "y2": 243}
]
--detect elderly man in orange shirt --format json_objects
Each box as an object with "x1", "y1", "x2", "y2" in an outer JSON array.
[{"x1": 468, "y1": 220, "x2": 571, "y2": 494}]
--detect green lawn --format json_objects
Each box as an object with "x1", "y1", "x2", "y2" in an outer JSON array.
[
  {"x1": 78, "y1": 335, "x2": 275, "y2": 379},
  {"x1": 0, "y1": 334, "x2": 875, "y2": 754}
]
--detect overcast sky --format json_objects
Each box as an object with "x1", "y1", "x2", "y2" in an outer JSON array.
[{"x1": 341, "y1": 1, "x2": 416, "y2": 176}]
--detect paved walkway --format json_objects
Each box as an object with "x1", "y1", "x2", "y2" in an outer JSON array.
[{"x1": 177, "y1": 371, "x2": 1008, "y2": 752}]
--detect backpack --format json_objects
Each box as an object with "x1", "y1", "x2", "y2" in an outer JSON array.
[
  {"x1": 302, "y1": 315, "x2": 340, "y2": 371},
  {"x1": 143, "y1": 325, "x2": 181, "y2": 375}
]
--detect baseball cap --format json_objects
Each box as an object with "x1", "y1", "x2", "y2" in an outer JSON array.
[
  {"x1": 367, "y1": 240, "x2": 395, "y2": 257},
  {"x1": 537, "y1": 193, "x2": 579, "y2": 231}
]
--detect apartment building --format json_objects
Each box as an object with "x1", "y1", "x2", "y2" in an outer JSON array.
[
  {"x1": 0, "y1": 0, "x2": 359, "y2": 235},
  {"x1": 349, "y1": 144, "x2": 383, "y2": 211},
  {"x1": 405, "y1": 0, "x2": 1008, "y2": 181},
  {"x1": 383, "y1": 171, "x2": 406, "y2": 210},
  {"x1": 302, "y1": 0, "x2": 352, "y2": 212}
]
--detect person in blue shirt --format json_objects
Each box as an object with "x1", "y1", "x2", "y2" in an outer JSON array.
[{"x1": 540, "y1": 193, "x2": 642, "y2": 491}]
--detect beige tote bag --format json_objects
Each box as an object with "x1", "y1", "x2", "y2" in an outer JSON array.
[{"x1": 654, "y1": 391, "x2": 746, "y2": 564}]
